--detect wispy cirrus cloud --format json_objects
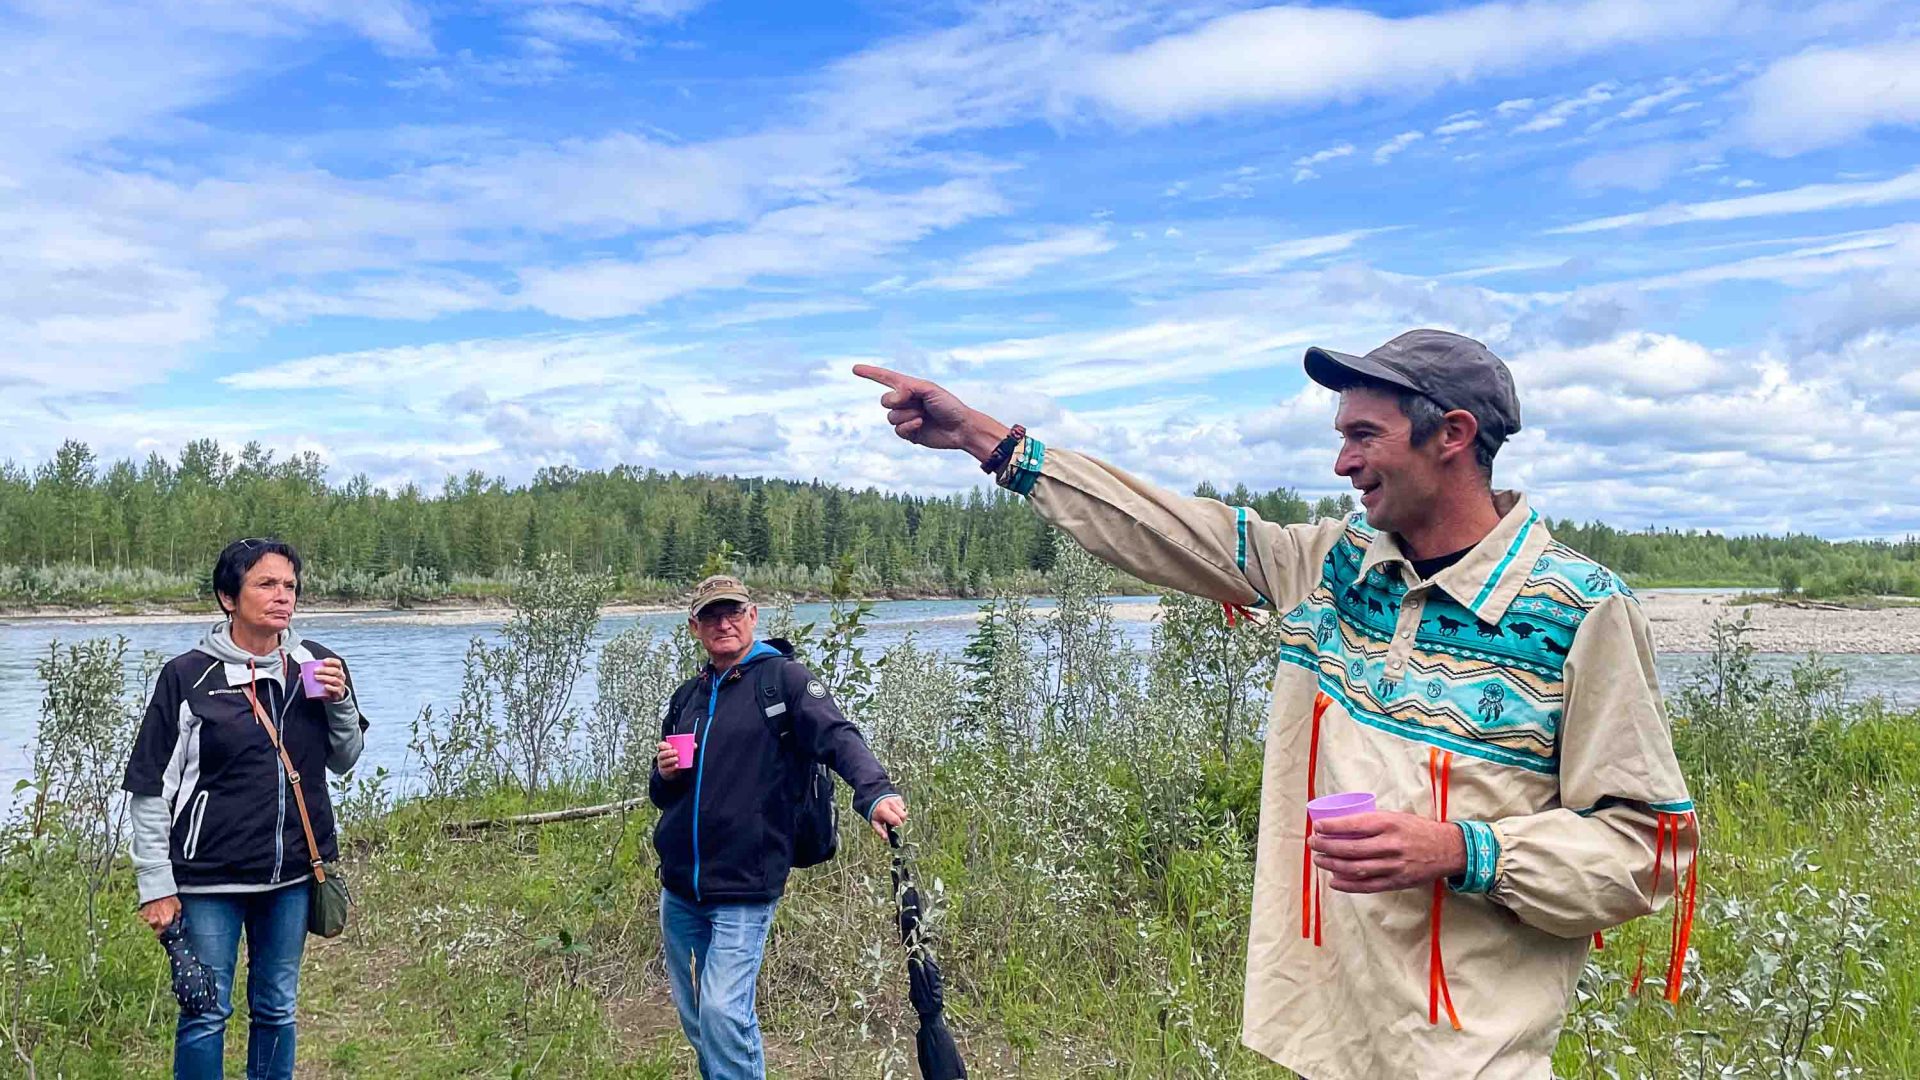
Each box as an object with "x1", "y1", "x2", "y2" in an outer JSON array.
[
  {"x1": 1549, "y1": 168, "x2": 1920, "y2": 233},
  {"x1": 1223, "y1": 229, "x2": 1398, "y2": 274},
  {"x1": 1372, "y1": 131, "x2": 1423, "y2": 164},
  {"x1": 1292, "y1": 143, "x2": 1354, "y2": 182},
  {"x1": 907, "y1": 226, "x2": 1116, "y2": 291}
]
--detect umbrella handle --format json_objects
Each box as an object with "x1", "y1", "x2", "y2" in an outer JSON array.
[{"x1": 886, "y1": 824, "x2": 902, "y2": 850}]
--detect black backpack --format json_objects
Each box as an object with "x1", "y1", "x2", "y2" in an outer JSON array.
[{"x1": 752, "y1": 658, "x2": 840, "y2": 868}]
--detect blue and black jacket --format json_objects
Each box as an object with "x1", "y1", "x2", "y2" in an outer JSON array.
[{"x1": 648, "y1": 638, "x2": 898, "y2": 903}]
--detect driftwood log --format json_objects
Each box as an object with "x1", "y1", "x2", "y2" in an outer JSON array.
[
  {"x1": 1776, "y1": 599, "x2": 1850, "y2": 612},
  {"x1": 443, "y1": 796, "x2": 648, "y2": 833}
]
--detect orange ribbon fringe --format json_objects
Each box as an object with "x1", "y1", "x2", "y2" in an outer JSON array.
[
  {"x1": 1300, "y1": 693, "x2": 1330, "y2": 945},
  {"x1": 1427, "y1": 747, "x2": 1462, "y2": 1030},
  {"x1": 1631, "y1": 811, "x2": 1700, "y2": 1003}
]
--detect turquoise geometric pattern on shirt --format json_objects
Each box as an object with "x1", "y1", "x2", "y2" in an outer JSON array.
[{"x1": 1277, "y1": 519, "x2": 1638, "y2": 772}]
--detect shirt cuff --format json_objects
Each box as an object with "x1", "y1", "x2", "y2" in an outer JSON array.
[
  {"x1": 1448, "y1": 820, "x2": 1500, "y2": 894},
  {"x1": 136, "y1": 862, "x2": 179, "y2": 905},
  {"x1": 864, "y1": 793, "x2": 904, "y2": 822},
  {"x1": 995, "y1": 436, "x2": 1045, "y2": 496}
]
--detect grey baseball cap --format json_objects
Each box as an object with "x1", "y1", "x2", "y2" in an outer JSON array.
[{"x1": 1304, "y1": 329, "x2": 1522, "y2": 449}]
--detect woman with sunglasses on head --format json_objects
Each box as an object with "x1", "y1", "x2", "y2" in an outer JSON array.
[{"x1": 121, "y1": 537, "x2": 367, "y2": 1080}]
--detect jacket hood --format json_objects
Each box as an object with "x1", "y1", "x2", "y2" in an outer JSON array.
[{"x1": 192, "y1": 619, "x2": 298, "y2": 678}]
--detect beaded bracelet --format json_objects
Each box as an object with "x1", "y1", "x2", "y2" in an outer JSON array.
[{"x1": 979, "y1": 424, "x2": 1026, "y2": 474}]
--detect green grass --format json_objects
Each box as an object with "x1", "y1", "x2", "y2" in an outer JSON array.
[
  {"x1": 11, "y1": 703, "x2": 1919, "y2": 1078},
  {"x1": 6, "y1": 584, "x2": 1917, "y2": 1078}
]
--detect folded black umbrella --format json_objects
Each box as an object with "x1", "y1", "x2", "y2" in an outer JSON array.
[
  {"x1": 888, "y1": 827, "x2": 966, "y2": 1080},
  {"x1": 158, "y1": 910, "x2": 219, "y2": 1018}
]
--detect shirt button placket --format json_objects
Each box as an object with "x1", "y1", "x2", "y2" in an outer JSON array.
[{"x1": 1389, "y1": 590, "x2": 1423, "y2": 673}]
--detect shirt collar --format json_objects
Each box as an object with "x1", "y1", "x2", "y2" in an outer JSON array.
[{"x1": 1357, "y1": 491, "x2": 1551, "y2": 625}]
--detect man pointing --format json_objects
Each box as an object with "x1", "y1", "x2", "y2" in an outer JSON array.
[{"x1": 853, "y1": 331, "x2": 1696, "y2": 1080}]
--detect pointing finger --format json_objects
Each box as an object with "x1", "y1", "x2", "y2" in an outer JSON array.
[{"x1": 852, "y1": 363, "x2": 915, "y2": 391}]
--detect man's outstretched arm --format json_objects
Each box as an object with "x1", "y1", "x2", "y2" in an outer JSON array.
[{"x1": 854, "y1": 364, "x2": 1344, "y2": 612}]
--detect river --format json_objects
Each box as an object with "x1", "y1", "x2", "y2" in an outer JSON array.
[{"x1": 4, "y1": 596, "x2": 1917, "y2": 797}]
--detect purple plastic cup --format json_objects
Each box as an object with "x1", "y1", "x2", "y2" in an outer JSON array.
[
  {"x1": 298, "y1": 660, "x2": 326, "y2": 699},
  {"x1": 1306, "y1": 791, "x2": 1377, "y2": 829},
  {"x1": 664, "y1": 733, "x2": 697, "y2": 769}
]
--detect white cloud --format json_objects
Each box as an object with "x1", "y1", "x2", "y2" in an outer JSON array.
[
  {"x1": 911, "y1": 226, "x2": 1115, "y2": 291},
  {"x1": 1077, "y1": 0, "x2": 1730, "y2": 123},
  {"x1": 1372, "y1": 131, "x2": 1423, "y2": 164},
  {"x1": 1294, "y1": 144, "x2": 1355, "y2": 167},
  {"x1": 1736, "y1": 39, "x2": 1920, "y2": 155},
  {"x1": 1495, "y1": 97, "x2": 1536, "y2": 115},
  {"x1": 1512, "y1": 82, "x2": 1616, "y2": 132},
  {"x1": 1550, "y1": 167, "x2": 1920, "y2": 233},
  {"x1": 1632, "y1": 226, "x2": 1920, "y2": 290},
  {"x1": 518, "y1": 8, "x2": 636, "y2": 47},
  {"x1": 1224, "y1": 229, "x2": 1396, "y2": 274},
  {"x1": 516, "y1": 180, "x2": 1006, "y2": 319},
  {"x1": 619, "y1": 398, "x2": 791, "y2": 464},
  {"x1": 220, "y1": 328, "x2": 687, "y2": 394},
  {"x1": 239, "y1": 274, "x2": 506, "y2": 322},
  {"x1": 697, "y1": 298, "x2": 872, "y2": 328},
  {"x1": 1433, "y1": 118, "x2": 1485, "y2": 136},
  {"x1": 1568, "y1": 142, "x2": 1697, "y2": 193},
  {"x1": 1514, "y1": 331, "x2": 1728, "y2": 396},
  {"x1": 1239, "y1": 383, "x2": 1340, "y2": 451},
  {"x1": 1292, "y1": 143, "x2": 1354, "y2": 182},
  {"x1": 0, "y1": 203, "x2": 224, "y2": 396},
  {"x1": 0, "y1": 2, "x2": 429, "y2": 170},
  {"x1": 1615, "y1": 82, "x2": 1693, "y2": 121}
]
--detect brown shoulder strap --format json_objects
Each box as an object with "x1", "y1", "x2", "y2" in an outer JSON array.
[{"x1": 242, "y1": 661, "x2": 328, "y2": 884}]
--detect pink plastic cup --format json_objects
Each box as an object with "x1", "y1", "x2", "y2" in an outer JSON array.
[
  {"x1": 664, "y1": 733, "x2": 697, "y2": 769},
  {"x1": 298, "y1": 660, "x2": 326, "y2": 699},
  {"x1": 1306, "y1": 791, "x2": 1377, "y2": 831}
]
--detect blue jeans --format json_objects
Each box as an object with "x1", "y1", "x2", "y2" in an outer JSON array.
[
  {"x1": 660, "y1": 889, "x2": 778, "y2": 1080},
  {"x1": 175, "y1": 883, "x2": 309, "y2": 1080}
]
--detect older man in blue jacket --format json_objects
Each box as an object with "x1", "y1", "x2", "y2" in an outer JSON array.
[{"x1": 649, "y1": 574, "x2": 909, "y2": 1079}]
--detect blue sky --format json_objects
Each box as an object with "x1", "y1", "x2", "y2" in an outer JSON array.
[{"x1": 4, "y1": 0, "x2": 1920, "y2": 538}]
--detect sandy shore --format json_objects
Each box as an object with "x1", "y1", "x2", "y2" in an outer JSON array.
[
  {"x1": 907, "y1": 592, "x2": 1920, "y2": 655},
  {"x1": 1633, "y1": 592, "x2": 1920, "y2": 654},
  {"x1": 1113, "y1": 591, "x2": 1920, "y2": 654}
]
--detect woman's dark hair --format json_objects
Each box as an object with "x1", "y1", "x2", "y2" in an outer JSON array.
[{"x1": 212, "y1": 538, "x2": 303, "y2": 615}]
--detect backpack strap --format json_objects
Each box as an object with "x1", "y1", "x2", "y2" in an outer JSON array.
[
  {"x1": 752, "y1": 658, "x2": 802, "y2": 748},
  {"x1": 664, "y1": 676, "x2": 700, "y2": 735}
]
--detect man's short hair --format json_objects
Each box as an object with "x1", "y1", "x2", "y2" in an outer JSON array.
[{"x1": 1380, "y1": 383, "x2": 1499, "y2": 475}]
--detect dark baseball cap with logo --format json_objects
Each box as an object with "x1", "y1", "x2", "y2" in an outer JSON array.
[{"x1": 1304, "y1": 329, "x2": 1522, "y2": 451}]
